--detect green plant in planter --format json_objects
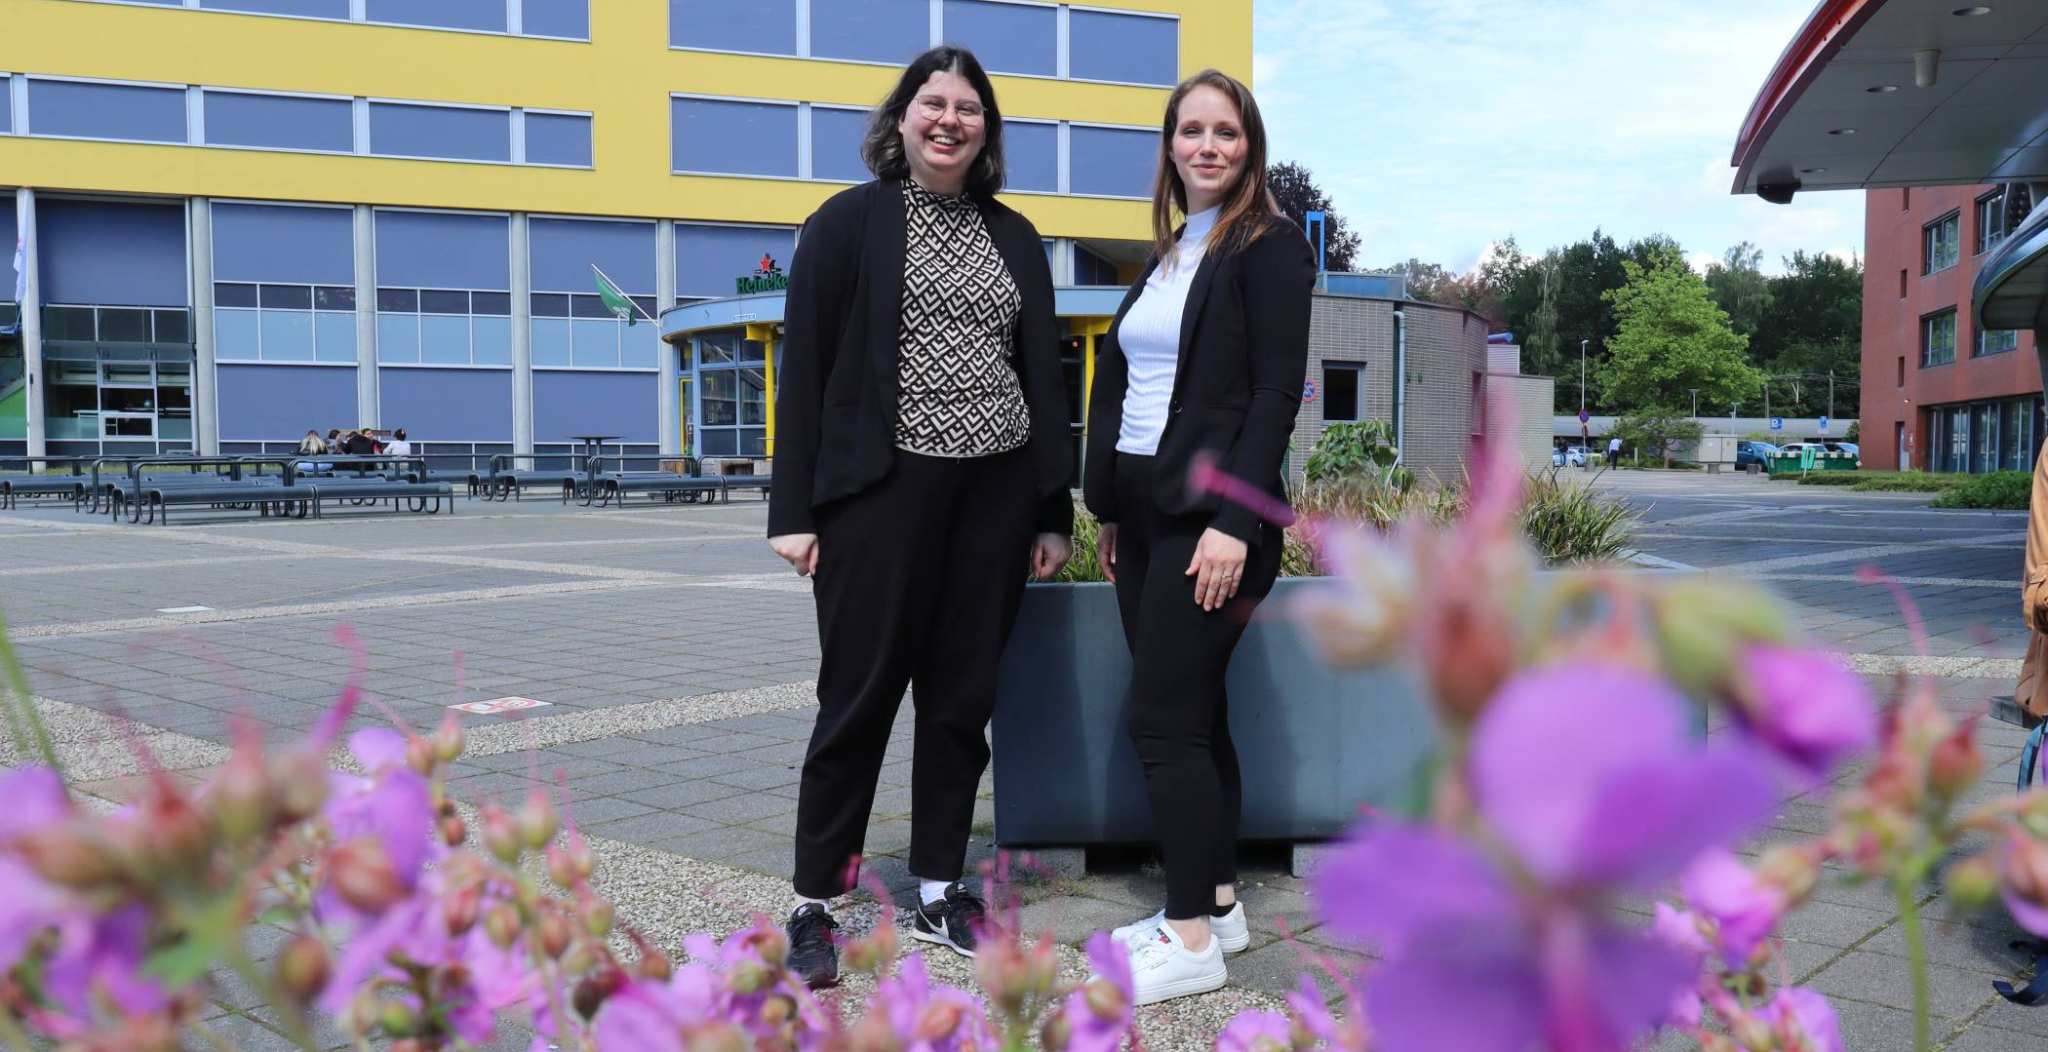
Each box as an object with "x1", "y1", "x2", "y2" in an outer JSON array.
[
  {"x1": 1304, "y1": 420, "x2": 1405, "y2": 487},
  {"x1": 1517, "y1": 473, "x2": 1641, "y2": 564}
]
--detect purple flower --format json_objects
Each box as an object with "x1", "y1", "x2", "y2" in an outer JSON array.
[
  {"x1": 1650, "y1": 905, "x2": 1705, "y2": 1030},
  {"x1": 1680, "y1": 849, "x2": 1784, "y2": 966},
  {"x1": 1762, "y1": 987, "x2": 1843, "y2": 1052},
  {"x1": 1215, "y1": 1010, "x2": 1293, "y2": 1052},
  {"x1": 593, "y1": 980, "x2": 688, "y2": 1052},
  {"x1": 320, "y1": 764, "x2": 435, "y2": 905},
  {"x1": 1064, "y1": 933, "x2": 1135, "y2": 1052},
  {"x1": 875, "y1": 955, "x2": 993, "y2": 1052},
  {"x1": 0, "y1": 766, "x2": 71, "y2": 841},
  {"x1": 43, "y1": 904, "x2": 170, "y2": 1019},
  {"x1": 0, "y1": 856, "x2": 67, "y2": 975},
  {"x1": 1737, "y1": 646, "x2": 1877, "y2": 784},
  {"x1": 1312, "y1": 662, "x2": 1779, "y2": 1052}
]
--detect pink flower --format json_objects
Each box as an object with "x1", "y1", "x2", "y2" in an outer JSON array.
[
  {"x1": 1064, "y1": 933, "x2": 1135, "y2": 1052},
  {"x1": 1312, "y1": 662, "x2": 1779, "y2": 1052},
  {"x1": 1736, "y1": 646, "x2": 1877, "y2": 784},
  {"x1": 1680, "y1": 849, "x2": 1785, "y2": 966},
  {"x1": 1762, "y1": 987, "x2": 1843, "y2": 1052},
  {"x1": 43, "y1": 904, "x2": 171, "y2": 1019},
  {"x1": 1650, "y1": 905, "x2": 1705, "y2": 1029},
  {"x1": 1215, "y1": 1010, "x2": 1293, "y2": 1052},
  {"x1": 593, "y1": 980, "x2": 689, "y2": 1052},
  {"x1": 875, "y1": 955, "x2": 993, "y2": 1052}
]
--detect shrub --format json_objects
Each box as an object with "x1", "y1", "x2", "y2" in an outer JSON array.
[
  {"x1": 1303, "y1": 420, "x2": 1402, "y2": 485},
  {"x1": 1931, "y1": 469, "x2": 2031, "y2": 508},
  {"x1": 1517, "y1": 473, "x2": 1640, "y2": 564},
  {"x1": 1795, "y1": 473, "x2": 1863, "y2": 487},
  {"x1": 1849, "y1": 472, "x2": 1966, "y2": 494}
]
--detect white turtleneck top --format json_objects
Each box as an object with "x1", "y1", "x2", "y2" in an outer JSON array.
[{"x1": 1115, "y1": 206, "x2": 1218, "y2": 456}]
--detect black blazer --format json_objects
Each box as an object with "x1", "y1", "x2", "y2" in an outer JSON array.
[
  {"x1": 767, "y1": 179, "x2": 1074, "y2": 539},
  {"x1": 1082, "y1": 214, "x2": 1315, "y2": 545}
]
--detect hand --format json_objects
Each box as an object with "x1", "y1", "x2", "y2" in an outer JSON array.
[
  {"x1": 769, "y1": 533, "x2": 820, "y2": 577},
  {"x1": 1097, "y1": 523, "x2": 1118, "y2": 583},
  {"x1": 1185, "y1": 528, "x2": 1248, "y2": 612},
  {"x1": 1032, "y1": 533, "x2": 1072, "y2": 581}
]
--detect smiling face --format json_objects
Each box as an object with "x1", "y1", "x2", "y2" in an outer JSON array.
[
  {"x1": 895, "y1": 69, "x2": 987, "y2": 195},
  {"x1": 1169, "y1": 84, "x2": 1247, "y2": 215}
]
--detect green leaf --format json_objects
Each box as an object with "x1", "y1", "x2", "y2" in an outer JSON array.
[{"x1": 146, "y1": 896, "x2": 244, "y2": 987}]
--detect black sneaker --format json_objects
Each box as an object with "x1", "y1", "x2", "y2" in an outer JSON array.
[
  {"x1": 910, "y1": 881, "x2": 987, "y2": 957},
  {"x1": 786, "y1": 903, "x2": 839, "y2": 988}
]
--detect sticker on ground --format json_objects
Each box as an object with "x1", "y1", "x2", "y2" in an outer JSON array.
[{"x1": 450, "y1": 697, "x2": 554, "y2": 715}]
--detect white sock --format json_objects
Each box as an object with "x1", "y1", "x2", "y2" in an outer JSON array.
[
  {"x1": 791, "y1": 895, "x2": 828, "y2": 919},
  {"x1": 919, "y1": 879, "x2": 952, "y2": 906}
]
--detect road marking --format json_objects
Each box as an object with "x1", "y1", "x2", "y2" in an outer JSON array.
[{"x1": 154, "y1": 605, "x2": 213, "y2": 614}]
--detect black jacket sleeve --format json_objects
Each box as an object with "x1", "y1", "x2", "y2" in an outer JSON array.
[
  {"x1": 1081, "y1": 329, "x2": 1128, "y2": 524},
  {"x1": 1211, "y1": 223, "x2": 1315, "y2": 545},
  {"x1": 767, "y1": 196, "x2": 861, "y2": 537}
]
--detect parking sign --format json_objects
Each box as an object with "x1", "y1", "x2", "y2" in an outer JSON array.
[
  {"x1": 1769, "y1": 417, "x2": 1784, "y2": 431},
  {"x1": 1819, "y1": 415, "x2": 1830, "y2": 433}
]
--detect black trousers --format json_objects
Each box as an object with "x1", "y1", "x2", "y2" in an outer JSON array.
[
  {"x1": 792, "y1": 448, "x2": 1036, "y2": 898},
  {"x1": 1111, "y1": 453, "x2": 1283, "y2": 920}
]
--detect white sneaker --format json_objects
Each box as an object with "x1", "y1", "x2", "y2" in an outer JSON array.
[
  {"x1": 1125, "y1": 923, "x2": 1227, "y2": 1005},
  {"x1": 1112, "y1": 903, "x2": 1250, "y2": 953}
]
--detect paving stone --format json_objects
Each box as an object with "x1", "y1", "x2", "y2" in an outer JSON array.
[
  {"x1": 1941, "y1": 1022, "x2": 2048, "y2": 1052},
  {"x1": 584, "y1": 810, "x2": 721, "y2": 843},
  {"x1": 1225, "y1": 938, "x2": 1364, "y2": 1004},
  {"x1": 1016, "y1": 894, "x2": 1150, "y2": 946},
  {"x1": 619, "y1": 779, "x2": 752, "y2": 811},
  {"x1": 1776, "y1": 900, "x2": 1898, "y2": 949},
  {"x1": 1805, "y1": 948, "x2": 1999, "y2": 1021},
  {"x1": 682, "y1": 790, "x2": 802, "y2": 826}
]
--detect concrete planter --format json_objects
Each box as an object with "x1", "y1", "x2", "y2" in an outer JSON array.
[{"x1": 989, "y1": 578, "x2": 1438, "y2": 851}]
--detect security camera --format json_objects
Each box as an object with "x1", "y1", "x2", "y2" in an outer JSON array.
[{"x1": 1757, "y1": 180, "x2": 1801, "y2": 205}]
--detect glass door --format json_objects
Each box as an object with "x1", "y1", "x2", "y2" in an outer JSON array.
[{"x1": 99, "y1": 362, "x2": 159, "y2": 444}]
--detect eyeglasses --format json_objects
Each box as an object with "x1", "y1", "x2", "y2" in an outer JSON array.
[{"x1": 914, "y1": 96, "x2": 985, "y2": 123}]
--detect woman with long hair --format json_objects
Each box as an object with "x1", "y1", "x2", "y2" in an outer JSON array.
[
  {"x1": 767, "y1": 45, "x2": 1074, "y2": 988},
  {"x1": 1082, "y1": 69, "x2": 1315, "y2": 1004}
]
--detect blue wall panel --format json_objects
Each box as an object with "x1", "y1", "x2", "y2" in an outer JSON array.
[
  {"x1": 530, "y1": 218, "x2": 654, "y2": 293},
  {"x1": 203, "y1": 91, "x2": 353, "y2": 152},
  {"x1": 1069, "y1": 125, "x2": 1157, "y2": 199},
  {"x1": 29, "y1": 79, "x2": 186, "y2": 143},
  {"x1": 200, "y1": 0, "x2": 349, "y2": 17},
  {"x1": 213, "y1": 203, "x2": 353, "y2": 285},
  {"x1": 374, "y1": 211, "x2": 509, "y2": 289},
  {"x1": 379, "y1": 367, "x2": 512, "y2": 440},
  {"x1": 535, "y1": 371, "x2": 657, "y2": 443},
  {"x1": 0, "y1": 208, "x2": 15, "y2": 287},
  {"x1": 369, "y1": 103, "x2": 510, "y2": 162},
  {"x1": 366, "y1": 0, "x2": 504, "y2": 31},
  {"x1": 942, "y1": 0, "x2": 1056, "y2": 77},
  {"x1": 218, "y1": 364, "x2": 356, "y2": 440},
  {"x1": 671, "y1": 98, "x2": 796, "y2": 177},
  {"x1": 669, "y1": 0, "x2": 796, "y2": 54},
  {"x1": 40, "y1": 199, "x2": 188, "y2": 306},
  {"x1": 810, "y1": 107, "x2": 870, "y2": 182},
  {"x1": 522, "y1": 0, "x2": 588, "y2": 38},
  {"x1": 525, "y1": 112, "x2": 591, "y2": 167},
  {"x1": 1069, "y1": 10, "x2": 1178, "y2": 85},
  {"x1": 1005, "y1": 120, "x2": 1058, "y2": 193},
  {"x1": 675, "y1": 224, "x2": 795, "y2": 299},
  {"x1": 811, "y1": 0, "x2": 929, "y2": 64}
]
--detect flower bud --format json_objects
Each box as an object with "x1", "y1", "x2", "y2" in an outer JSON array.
[
  {"x1": 584, "y1": 898, "x2": 615, "y2": 939},
  {"x1": 573, "y1": 967, "x2": 624, "y2": 1020},
  {"x1": 440, "y1": 814, "x2": 467, "y2": 848},
  {"x1": 1652, "y1": 580, "x2": 1792, "y2": 696},
  {"x1": 444, "y1": 884, "x2": 482, "y2": 936},
  {"x1": 686, "y1": 1024, "x2": 750, "y2": 1052},
  {"x1": 1040, "y1": 1011, "x2": 1072, "y2": 1052},
  {"x1": 563, "y1": 942, "x2": 598, "y2": 975},
  {"x1": 516, "y1": 789, "x2": 559, "y2": 850},
  {"x1": 843, "y1": 926, "x2": 897, "y2": 974},
  {"x1": 329, "y1": 838, "x2": 406, "y2": 913},
  {"x1": 390, "y1": 1041, "x2": 424, "y2": 1052},
  {"x1": 140, "y1": 785, "x2": 213, "y2": 876},
  {"x1": 547, "y1": 845, "x2": 579, "y2": 889},
  {"x1": 846, "y1": 1013, "x2": 902, "y2": 1052},
  {"x1": 276, "y1": 935, "x2": 330, "y2": 1003},
  {"x1": 405, "y1": 737, "x2": 436, "y2": 776},
  {"x1": 1946, "y1": 854, "x2": 2001, "y2": 913},
  {"x1": 761, "y1": 994, "x2": 797, "y2": 1028},
  {"x1": 741, "y1": 926, "x2": 789, "y2": 967},
  {"x1": 1082, "y1": 978, "x2": 1126, "y2": 1023},
  {"x1": 729, "y1": 960, "x2": 773, "y2": 995},
  {"x1": 637, "y1": 949, "x2": 673, "y2": 982},
  {"x1": 347, "y1": 991, "x2": 382, "y2": 1035},
  {"x1": 15, "y1": 824, "x2": 121, "y2": 889},
  {"x1": 1697, "y1": 1035, "x2": 1739, "y2": 1052},
  {"x1": 379, "y1": 1000, "x2": 420, "y2": 1037},
  {"x1": 480, "y1": 805, "x2": 521, "y2": 865},
  {"x1": 915, "y1": 1002, "x2": 964, "y2": 1042},
  {"x1": 1731, "y1": 1013, "x2": 1773, "y2": 1052},
  {"x1": 485, "y1": 903, "x2": 523, "y2": 950},
  {"x1": 273, "y1": 751, "x2": 330, "y2": 822},
  {"x1": 434, "y1": 716, "x2": 465, "y2": 763},
  {"x1": 1929, "y1": 723, "x2": 1984, "y2": 799},
  {"x1": 212, "y1": 746, "x2": 274, "y2": 844},
  {"x1": 536, "y1": 911, "x2": 572, "y2": 959},
  {"x1": 1756, "y1": 845, "x2": 1821, "y2": 906},
  {"x1": 1422, "y1": 598, "x2": 1516, "y2": 726}
]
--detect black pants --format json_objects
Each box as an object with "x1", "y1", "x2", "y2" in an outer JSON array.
[
  {"x1": 792, "y1": 448, "x2": 1036, "y2": 899},
  {"x1": 1111, "y1": 453, "x2": 1283, "y2": 920}
]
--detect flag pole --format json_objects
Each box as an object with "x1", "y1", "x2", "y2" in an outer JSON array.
[{"x1": 590, "y1": 263, "x2": 658, "y2": 324}]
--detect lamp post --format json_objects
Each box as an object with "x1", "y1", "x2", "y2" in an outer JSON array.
[
  {"x1": 1689, "y1": 388, "x2": 1700, "y2": 418},
  {"x1": 1579, "y1": 338, "x2": 1589, "y2": 414}
]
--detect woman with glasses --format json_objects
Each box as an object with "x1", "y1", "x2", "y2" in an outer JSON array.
[{"x1": 766, "y1": 45, "x2": 1074, "y2": 987}]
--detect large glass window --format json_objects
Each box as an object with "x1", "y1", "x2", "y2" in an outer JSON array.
[
  {"x1": 2003, "y1": 399, "x2": 2032, "y2": 472},
  {"x1": 943, "y1": 1, "x2": 1056, "y2": 77},
  {"x1": 811, "y1": 0, "x2": 930, "y2": 64},
  {"x1": 28, "y1": 78, "x2": 187, "y2": 143},
  {"x1": 1, "y1": 76, "x2": 14, "y2": 136},
  {"x1": 525, "y1": 112, "x2": 593, "y2": 167},
  {"x1": 367, "y1": 0, "x2": 504, "y2": 32},
  {"x1": 1976, "y1": 189, "x2": 2008, "y2": 255},
  {"x1": 203, "y1": 90, "x2": 353, "y2": 152},
  {"x1": 674, "y1": 223, "x2": 797, "y2": 300},
  {"x1": 201, "y1": 0, "x2": 349, "y2": 17},
  {"x1": 691, "y1": 329, "x2": 770, "y2": 455},
  {"x1": 522, "y1": 0, "x2": 589, "y2": 39},
  {"x1": 531, "y1": 294, "x2": 660, "y2": 370},
  {"x1": 369, "y1": 103, "x2": 511, "y2": 163},
  {"x1": 669, "y1": 0, "x2": 797, "y2": 54},
  {"x1": 810, "y1": 106, "x2": 871, "y2": 183},
  {"x1": 671, "y1": 97, "x2": 798, "y2": 177},
  {"x1": 1922, "y1": 211, "x2": 1960, "y2": 275},
  {"x1": 214, "y1": 283, "x2": 355, "y2": 363},
  {"x1": 376, "y1": 287, "x2": 513, "y2": 366},
  {"x1": 1976, "y1": 326, "x2": 2019, "y2": 357},
  {"x1": 1068, "y1": 125, "x2": 1157, "y2": 199},
  {"x1": 1921, "y1": 309, "x2": 1956, "y2": 367},
  {"x1": 1068, "y1": 9, "x2": 1177, "y2": 85},
  {"x1": 1005, "y1": 120, "x2": 1058, "y2": 193}
]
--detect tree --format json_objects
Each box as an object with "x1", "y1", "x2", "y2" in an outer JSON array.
[
  {"x1": 1598, "y1": 257, "x2": 1763, "y2": 414},
  {"x1": 1267, "y1": 161, "x2": 1361, "y2": 272},
  {"x1": 1525, "y1": 258, "x2": 1564, "y2": 396},
  {"x1": 1755, "y1": 250, "x2": 1862, "y2": 418},
  {"x1": 1612, "y1": 411, "x2": 1705, "y2": 468},
  {"x1": 1704, "y1": 242, "x2": 1773, "y2": 338},
  {"x1": 1384, "y1": 258, "x2": 1457, "y2": 304}
]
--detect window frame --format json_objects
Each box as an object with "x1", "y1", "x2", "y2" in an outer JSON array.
[
  {"x1": 211, "y1": 281, "x2": 356, "y2": 365},
  {"x1": 198, "y1": 85, "x2": 357, "y2": 156},
  {"x1": 57, "y1": 0, "x2": 594, "y2": 42},
  {"x1": 668, "y1": 92, "x2": 803, "y2": 180},
  {"x1": 21, "y1": 74, "x2": 191, "y2": 146},
  {"x1": 1321, "y1": 360, "x2": 1364, "y2": 423},
  {"x1": 1975, "y1": 324, "x2": 2020, "y2": 358},
  {"x1": 1920, "y1": 308, "x2": 1957, "y2": 368},
  {"x1": 373, "y1": 283, "x2": 517, "y2": 369},
  {"x1": 1064, "y1": 4, "x2": 1181, "y2": 88},
  {"x1": 520, "y1": 107, "x2": 597, "y2": 170},
  {"x1": 1065, "y1": 119, "x2": 1161, "y2": 201},
  {"x1": 1922, "y1": 210, "x2": 1960, "y2": 276},
  {"x1": 365, "y1": 97, "x2": 516, "y2": 165},
  {"x1": 805, "y1": 102, "x2": 875, "y2": 184},
  {"x1": 1975, "y1": 189, "x2": 2007, "y2": 255}
]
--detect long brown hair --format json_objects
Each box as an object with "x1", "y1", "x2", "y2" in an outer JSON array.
[{"x1": 1149, "y1": 69, "x2": 1280, "y2": 264}]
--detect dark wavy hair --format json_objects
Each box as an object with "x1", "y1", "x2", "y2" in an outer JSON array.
[{"x1": 862, "y1": 46, "x2": 1006, "y2": 197}]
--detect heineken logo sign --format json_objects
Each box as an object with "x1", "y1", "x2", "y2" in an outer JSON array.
[{"x1": 736, "y1": 254, "x2": 787, "y2": 295}]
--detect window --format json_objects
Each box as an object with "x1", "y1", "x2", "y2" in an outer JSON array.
[
  {"x1": 674, "y1": 223, "x2": 796, "y2": 299},
  {"x1": 1068, "y1": 9, "x2": 1177, "y2": 85},
  {"x1": 1075, "y1": 246, "x2": 1118, "y2": 285},
  {"x1": 943, "y1": 0, "x2": 1056, "y2": 77},
  {"x1": 369, "y1": 102, "x2": 511, "y2": 162},
  {"x1": 202, "y1": 91, "x2": 353, "y2": 152},
  {"x1": 375, "y1": 287, "x2": 513, "y2": 365},
  {"x1": 1902, "y1": 187, "x2": 1911, "y2": 210},
  {"x1": 1921, "y1": 309, "x2": 1956, "y2": 367},
  {"x1": 669, "y1": 0, "x2": 797, "y2": 55},
  {"x1": 201, "y1": 0, "x2": 349, "y2": 16},
  {"x1": 530, "y1": 293, "x2": 655, "y2": 368},
  {"x1": 1922, "y1": 211, "x2": 1959, "y2": 275},
  {"x1": 1896, "y1": 356, "x2": 1905, "y2": 386},
  {"x1": 671, "y1": 97, "x2": 798, "y2": 177},
  {"x1": 809, "y1": 106, "x2": 871, "y2": 183},
  {"x1": 1322, "y1": 362, "x2": 1362, "y2": 422},
  {"x1": 1976, "y1": 189, "x2": 2007, "y2": 254},
  {"x1": 1005, "y1": 120, "x2": 1058, "y2": 193},
  {"x1": 213, "y1": 282, "x2": 355, "y2": 363},
  {"x1": 524, "y1": 112, "x2": 593, "y2": 167},
  {"x1": 1898, "y1": 268, "x2": 1906, "y2": 299},
  {"x1": 811, "y1": 0, "x2": 930, "y2": 64},
  {"x1": 1977, "y1": 326, "x2": 2019, "y2": 357},
  {"x1": 27, "y1": 78, "x2": 186, "y2": 143},
  {"x1": 521, "y1": 0, "x2": 589, "y2": 39},
  {"x1": 1068, "y1": 125, "x2": 1157, "y2": 198},
  {"x1": 367, "y1": 0, "x2": 504, "y2": 32},
  {"x1": 528, "y1": 218, "x2": 658, "y2": 369},
  {"x1": 0, "y1": 76, "x2": 12, "y2": 136}
]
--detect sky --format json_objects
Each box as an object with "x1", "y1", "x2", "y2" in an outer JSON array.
[{"x1": 1249, "y1": 0, "x2": 1865, "y2": 277}]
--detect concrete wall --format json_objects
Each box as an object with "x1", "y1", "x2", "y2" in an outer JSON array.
[
  {"x1": 1492, "y1": 374, "x2": 1556, "y2": 473},
  {"x1": 1296, "y1": 294, "x2": 1489, "y2": 486}
]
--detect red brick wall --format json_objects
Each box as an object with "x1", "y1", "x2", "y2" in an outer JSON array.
[{"x1": 1861, "y1": 185, "x2": 2041, "y2": 470}]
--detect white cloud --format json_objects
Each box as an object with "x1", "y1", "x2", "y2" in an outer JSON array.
[{"x1": 1687, "y1": 251, "x2": 1720, "y2": 275}]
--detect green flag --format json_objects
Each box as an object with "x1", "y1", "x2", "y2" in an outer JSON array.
[{"x1": 591, "y1": 265, "x2": 641, "y2": 326}]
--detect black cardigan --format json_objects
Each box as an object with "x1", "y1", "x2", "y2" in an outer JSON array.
[
  {"x1": 767, "y1": 179, "x2": 1074, "y2": 539},
  {"x1": 1081, "y1": 215, "x2": 1316, "y2": 545}
]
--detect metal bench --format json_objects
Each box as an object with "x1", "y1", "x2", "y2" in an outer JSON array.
[
  {"x1": 575, "y1": 455, "x2": 727, "y2": 507},
  {"x1": 481, "y1": 455, "x2": 580, "y2": 502},
  {"x1": 311, "y1": 478, "x2": 455, "y2": 515},
  {"x1": 1, "y1": 475, "x2": 88, "y2": 510},
  {"x1": 123, "y1": 479, "x2": 320, "y2": 524}
]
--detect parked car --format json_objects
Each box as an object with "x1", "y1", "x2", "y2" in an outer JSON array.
[
  {"x1": 1822, "y1": 442, "x2": 1860, "y2": 457},
  {"x1": 1737, "y1": 440, "x2": 1779, "y2": 468},
  {"x1": 1552, "y1": 445, "x2": 1589, "y2": 467}
]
